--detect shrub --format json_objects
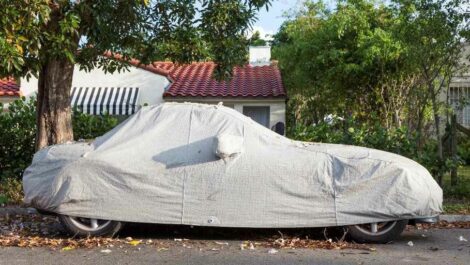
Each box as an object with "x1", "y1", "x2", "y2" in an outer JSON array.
[
  {"x1": 0, "y1": 98, "x2": 36, "y2": 181},
  {"x1": 289, "y1": 117, "x2": 417, "y2": 158},
  {"x1": 72, "y1": 109, "x2": 119, "y2": 141},
  {"x1": 443, "y1": 180, "x2": 470, "y2": 200},
  {"x1": 457, "y1": 134, "x2": 470, "y2": 165},
  {"x1": 288, "y1": 116, "x2": 455, "y2": 180},
  {"x1": 0, "y1": 97, "x2": 119, "y2": 181},
  {"x1": 0, "y1": 177, "x2": 23, "y2": 205}
]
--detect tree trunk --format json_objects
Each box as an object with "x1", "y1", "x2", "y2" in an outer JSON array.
[
  {"x1": 450, "y1": 114, "x2": 458, "y2": 186},
  {"x1": 36, "y1": 58, "x2": 75, "y2": 150},
  {"x1": 429, "y1": 84, "x2": 444, "y2": 185},
  {"x1": 416, "y1": 105, "x2": 425, "y2": 151}
]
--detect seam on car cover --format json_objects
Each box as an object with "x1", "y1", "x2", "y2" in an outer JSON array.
[
  {"x1": 181, "y1": 106, "x2": 194, "y2": 224},
  {"x1": 328, "y1": 154, "x2": 339, "y2": 226}
]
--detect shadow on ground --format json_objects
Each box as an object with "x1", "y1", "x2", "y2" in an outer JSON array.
[{"x1": 117, "y1": 222, "x2": 341, "y2": 241}]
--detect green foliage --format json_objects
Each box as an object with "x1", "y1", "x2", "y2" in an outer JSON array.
[
  {"x1": 0, "y1": 98, "x2": 37, "y2": 181},
  {"x1": 443, "y1": 202, "x2": 470, "y2": 215},
  {"x1": 273, "y1": 0, "x2": 409, "y2": 123},
  {"x1": 0, "y1": 177, "x2": 23, "y2": 205},
  {"x1": 0, "y1": 0, "x2": 272, "y2": 81},
  {"x1": 443, "y1": 180, "x2": 470, "y2": 200},
  {"x1": 273, "y1": 0, "x2": 468, "y2": 126},
  {"x1": 72, "y1": 110, "x2": 118, "y2": 141},
  {"x1": 0, "y1": 98, "x2": 119, "y2": 180},
  {"x1": 249, "y1": 31, "x2": 267, "y2": 46},
  {"x1": 288, "y1": 116, "x2": 460, "y2": 181},
  {"x1": 289, "y1": 116, "x2": 416, "y2": 156},
  {"x1": 274, "y1": 0, "x2": 469, "y2": 184},
  {"x1": 457, "y1": 135, "x2": 470, "y2": 165}
]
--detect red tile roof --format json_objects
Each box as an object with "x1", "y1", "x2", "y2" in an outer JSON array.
[
  {"x1": 0, "y1": 78, "x2": 21, "y2": 97},
  {"x1": 106, "y1": 52, "x2": 286, "y2": 98},
  {"x1": 157, "y1": 62, "x2": 286, "y2": 98}
]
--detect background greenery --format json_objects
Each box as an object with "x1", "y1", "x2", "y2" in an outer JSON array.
[
  {"x1": 272, "y1": 0, "x2": 469, "y2": 186},
  {"x1": 0, "y1": 97, "x2": 118, "y2": 181},
  {"x1": 0, "y1": 97, "x2": 468, "y2": 205}
]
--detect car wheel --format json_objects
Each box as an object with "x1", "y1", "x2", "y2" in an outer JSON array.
[
  {"x1": 348, "y1": 220, "x2": 408, "y2": 243},
  {"x1": 58, "y1": 215, "x2": 123, "y2": 237}
]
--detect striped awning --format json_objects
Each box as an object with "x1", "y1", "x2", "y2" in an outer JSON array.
[{"x1": 71, "y1": 87, "x2": 140, "y2": 115}]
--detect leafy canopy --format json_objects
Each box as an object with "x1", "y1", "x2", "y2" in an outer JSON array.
[
  {"x1": 272, "y1": 0, "x2": 469, "y2": 125},
  {"x1": 0, "y1": 0, "x2": 271, "y2": 80}
]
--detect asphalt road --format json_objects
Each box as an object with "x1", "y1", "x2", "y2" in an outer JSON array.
[{"x1": 1, "y1": 224, "x2": 469, "y2": 265}]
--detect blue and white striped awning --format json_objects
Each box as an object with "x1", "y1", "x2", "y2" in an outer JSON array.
[{"x1": 70, "y1": 87, "x2": 140, "y2": 115}]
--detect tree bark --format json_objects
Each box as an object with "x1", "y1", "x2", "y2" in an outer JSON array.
[
  {"x1": 450, "y1": 114, "x2": 458, "y2": 186},
  {"x1": 36, "y1": 58, "x2": 75, "y2": 150},
  {"x1": 428, "y1": 83, "x2": 444, "y2": 185}
]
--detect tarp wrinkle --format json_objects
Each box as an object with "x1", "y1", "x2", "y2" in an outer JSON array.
[{"x1": 23, "y1": 102, "x2": 442, "y2": 227}]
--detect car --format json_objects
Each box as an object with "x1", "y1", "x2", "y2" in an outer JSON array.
[{"x1": 23, "y1": 103, "x2": 442, "y2": 243}]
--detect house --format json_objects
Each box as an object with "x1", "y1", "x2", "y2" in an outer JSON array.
[
  {"x1": 448, "y1": 43, "x2": 470, "y2": 128},
  {"x1": 2, "y1": 47, "x2": 287, "y2": 133}
]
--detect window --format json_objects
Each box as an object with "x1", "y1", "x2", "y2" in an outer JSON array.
[
  {"x1": 243, "y1": 106, "x2": 270, "y2": 127},
  {"x1": 449, "y1": 86, "x2": 470, "y2": 127}
]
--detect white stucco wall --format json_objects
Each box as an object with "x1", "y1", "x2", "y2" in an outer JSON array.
[
  {"x1": 249, "y1": 46, "x2": 271, "y2": 66},
  {"x1": 167, "y1": 97, "x2": 286, "y2": 132},
  {"x1": 233, "y1": 102, "x2": 286, "y2": 129},
  {"x1": 20, "y1": 66, "x2": 169, "y2": 106},
  {"x1": 15, "y1": 65, "x2": 286, "y2": 129}
]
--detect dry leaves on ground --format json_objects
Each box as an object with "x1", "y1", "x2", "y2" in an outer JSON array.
[
  {"x1": 262, "y1": 236, "x2": 375, "y2": 251},
  {"x1": 3, "y1": 214, "x2": 468, "y2": 251},
  {"x1": 416, "y1": 221, "x2": 470, "y2": 230}
]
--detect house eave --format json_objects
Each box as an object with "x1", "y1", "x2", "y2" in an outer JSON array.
[{"x1": 164, "y1": 96, "x2": 286, "y2": 103}]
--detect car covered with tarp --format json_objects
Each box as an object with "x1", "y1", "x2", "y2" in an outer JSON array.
[{"x1": 23, "y1": 103, "x2": 442, "y2": 243}]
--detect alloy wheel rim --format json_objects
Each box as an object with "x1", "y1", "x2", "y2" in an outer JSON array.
[
  {"x1": 68, "y1": 217, "x2": 111, "y2": 232},
  {"x1": 353, "y1": 221, "x2": 398, "y2": 236}
]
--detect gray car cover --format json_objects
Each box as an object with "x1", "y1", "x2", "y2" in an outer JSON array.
[{"x1": 23, "y1": 103, "x2": 442, "y2": 227}]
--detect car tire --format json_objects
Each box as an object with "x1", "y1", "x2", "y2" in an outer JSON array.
[
  {"x1": 348, "y1": 220, "x2": 408, "y2": 243},
  {"x1": 58, "y1": 215, "x2": 123, "y2": 237}
]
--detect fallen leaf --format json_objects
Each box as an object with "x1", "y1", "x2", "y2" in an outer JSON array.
[
  {"x1": 128, "y1": 240, "x2": 141, "y2": 246},
  {"x1": 268, "y1": 248, "x2": 278, "y2": 254},
  {"x1": 61, "y1": 246, "x2": 74, "y2": 251}
]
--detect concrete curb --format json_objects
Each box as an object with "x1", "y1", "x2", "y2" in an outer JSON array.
[
  {"x1": 439, "y1": 215, "x2": 470, "y2": 222},
  {"x1": 1, "y1": 207, "x2": 469, "y2": 223},
  {"x1": 0, "y1": 207, "x2": 37, "y2": 216}
]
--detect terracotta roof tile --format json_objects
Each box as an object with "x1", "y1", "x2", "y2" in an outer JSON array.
[
  {"x1": 105, "y1": 52, "x2": 286, "y2": 98},
  {"x1": 157, "y1": 62, "x2": 286, "y2": 98},
  {"x1": 0, "y1": 77, "x2": 20, "y2": 97}
]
